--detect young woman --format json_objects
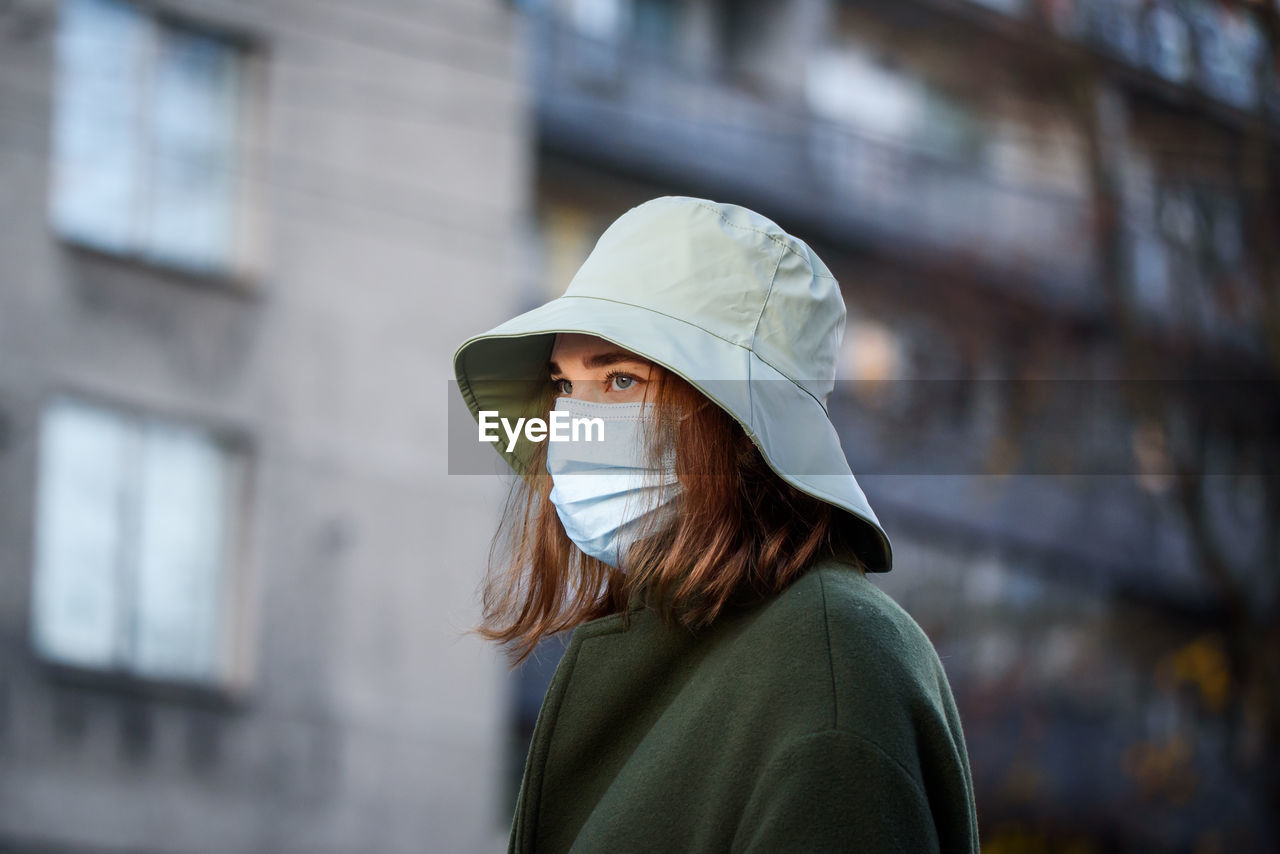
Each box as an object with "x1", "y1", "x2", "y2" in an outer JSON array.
[{"x1": 454, "y1": 196, "x2": 979, "y2": 853}]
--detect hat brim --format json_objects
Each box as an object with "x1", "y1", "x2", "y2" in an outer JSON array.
[{"x1": 453, "y1": 294, "x2": 892, "y2": 571}]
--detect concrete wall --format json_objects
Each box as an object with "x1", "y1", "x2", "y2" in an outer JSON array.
[{"x1": 0, "y1": 1, "x2": 530, "y2": 851}]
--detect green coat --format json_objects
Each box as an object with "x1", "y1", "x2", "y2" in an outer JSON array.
[{"x1": 508, "y1": 559, "x2": 981, "y2": 853}]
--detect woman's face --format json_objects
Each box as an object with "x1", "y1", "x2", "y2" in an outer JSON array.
[{"x1": 549, "y1": 333, "x2": 654, "y2": 404}]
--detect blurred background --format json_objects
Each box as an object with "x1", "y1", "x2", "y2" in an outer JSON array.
[{"x1": 1, "y1": 0, "x2": 1278, "y2": 851}]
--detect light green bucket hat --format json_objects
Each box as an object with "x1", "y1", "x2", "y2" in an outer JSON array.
[{"x1": 453, "y1": 195, "x2": 893, "y2": 572}]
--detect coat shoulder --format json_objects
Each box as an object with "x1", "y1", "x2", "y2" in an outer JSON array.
[
  {"x1": 749, "y1": 559, "x2": 942, "y2": 671},
  {"x1": 813, "y1": 561, "x2": 947, "y2": 676},
  {"x1": 743, "y1": 559, "x2": 958, "y2": 738}
]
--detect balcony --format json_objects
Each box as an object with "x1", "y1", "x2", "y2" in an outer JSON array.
[{"x1": 528, "y1": 12, "x2": 1098, "y2": 313}]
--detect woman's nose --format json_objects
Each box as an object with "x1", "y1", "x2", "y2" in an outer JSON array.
[{"x1": 569, "y1": 382, "x2": 608, "y2": 404}]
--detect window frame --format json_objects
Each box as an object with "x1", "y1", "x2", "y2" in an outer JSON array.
[
  {"x1": 47, "y1": 0, "x2": 269, "y2": 290},
  {"x1": 27, "y1": 386, "x2": 259, "y2": 704}
]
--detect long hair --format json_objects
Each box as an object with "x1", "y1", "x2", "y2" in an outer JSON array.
[{"x1": 473, "y1": 363, "x2": 866, "y2": 666}]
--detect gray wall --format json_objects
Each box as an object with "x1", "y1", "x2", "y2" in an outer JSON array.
[{"x1": 0, "y1": 1, "x2": 529, "y2": 851}]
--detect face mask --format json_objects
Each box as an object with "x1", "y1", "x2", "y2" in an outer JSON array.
[{"x1": 545, "y1": 396, "x2": 683, "y2": 570}]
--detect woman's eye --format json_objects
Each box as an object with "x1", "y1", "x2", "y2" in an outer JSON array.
[
  {"x1": 610, "y1": 374, "x2": 635, "y2": 391},
  {"x1": 552, "y1": 378, "x2": 572, "y2": 395}
]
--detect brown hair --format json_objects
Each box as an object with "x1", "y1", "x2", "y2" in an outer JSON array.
[{"x1": 473, "y1": 363, "x2": 866, "y2": 666}]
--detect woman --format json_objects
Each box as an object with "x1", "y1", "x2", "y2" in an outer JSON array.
[{"x1": 454, "y1": 196, "x2": 979, "y2": 853}]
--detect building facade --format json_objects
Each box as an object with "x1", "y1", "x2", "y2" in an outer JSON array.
[{"x1": 0, "y1": 0, "x2": 530, "y2": 851}]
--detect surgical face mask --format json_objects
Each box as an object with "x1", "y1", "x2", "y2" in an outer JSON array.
[{"x1": 545, "y1": 396, "x2": 683, "y2": 570}]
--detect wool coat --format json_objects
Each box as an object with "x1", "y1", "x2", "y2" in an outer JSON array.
[{"x1": 507, "y1": 558, "x2": 980, "y2": 853}]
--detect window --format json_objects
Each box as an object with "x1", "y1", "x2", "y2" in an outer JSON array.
[
  {"x1": 568, "y1": 0, "x2": 630, "y2": 41},
  {"x1": 49, "y1": 0, "x2": 249, "y2": 274},
  {"x1": 806, "y1": 46, "x2": 927, "y2": 141},
  {"x1": 31, "y1": 396, "x2": 248, "y2": 686},
  {"x1": 630, "y1": 0, "x2": 680, "y2": 54},
  {"x1": 1186, "y1": 4, "x2": 1264, "y2": 111},
  {"x1": 1144, "y1": 2, "x2": 1192, "y2": 84},
  {"x1": 805, "y1": 42, "x2": 984, "y2": 164}
]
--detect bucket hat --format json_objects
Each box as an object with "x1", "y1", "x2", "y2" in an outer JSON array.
[{"x1": 452, "y1": 195, "x2": 892, "y2": 571}]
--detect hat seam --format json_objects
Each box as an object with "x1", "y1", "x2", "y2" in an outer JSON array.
[
  {"x1": 682, "y1": 200, "x2": 838, "y2": 288},
  {"x1": 544, "y1": 294, "x2": 831, "y2": 414},
  {"x1": 748, "y1": 242, "x2": 787, "y2": 365},
  {"x1": 747, "y1": 248, "x2": 785, "y2": 424},
  {"x1": 751, "y1": 247, "x2": 831, "y2": 415},
  {"x1": 545, "y1": 294, "x2": 742, "y2": 349},
  {"x1": 684, "y1": 200, "x2": 831, "y2": 415},
  {"x1": 690, "y1": 199, "x2": 819, "y2": 277}
]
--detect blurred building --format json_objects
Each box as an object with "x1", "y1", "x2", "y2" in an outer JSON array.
[
  {"x1": 0, "y1": 0, "x2": 528, "y2": 851},
  {"x1": 510, "y1": 0, "x2": 1278, "y2": 850}
]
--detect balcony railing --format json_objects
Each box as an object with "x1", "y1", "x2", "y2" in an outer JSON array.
[{"x1": 528, "y1": 14, "x2": 1098, "y2": 311}]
